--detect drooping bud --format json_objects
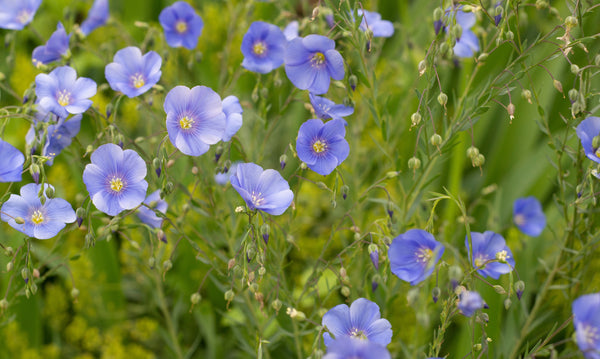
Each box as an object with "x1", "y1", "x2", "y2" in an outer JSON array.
[
  {"x1": 553, "y1": 79, "x2": 563, "y2": 94},
  {"x1": 568, "y1": 88, "x2": 579, "y2": 103},
  {"x1": 215, "y1": 144, "x2": 224, "y2": 162},
  {"x1": 437, "y1": 92, "x2": 448, "y2": 106},
  {"x1": 152, "y1": 158, "x2": 161, "y2": 177},
  {"x1": 260, "y1": 223, "x2": 270, "y2": 245},
  {"x1": 271, "y1": 299, "x2": 282, "y2": 313},
  {"x1": 494, "y1": 6, "x2": 503, "y2": 26},
  {"x1": 434, "y1": 20, "x2": 443, "y2": 35},
  {"x1": 6, "y1": 262, "x2": 13, "y2": 272},
  {"x1": 514, "y1": 280, "x2": 525, "y2": 300},
  {"x1": 191, "y1": 292, "x2": 201, "y2": 305},
  {"x1": 432, "y1": 287, "x2": 441, "y2": 303},
  {"x1": 565, "y1": 16, "x2": 578, "y2": 29},
  {"x1": 157, "y1": 229, "x2": 167, "y2": 243},
  {"x1": 411, "y1": 112, "x2": 422, "y2": 126},
  {"x1": 76, "y1": 207, "x2": 85, "y2": 227},
  {"x1": 466, "y1": 146, "x2": 479, "y2": 159},
  {"x1": 71, "y1": 288, "x2": 80, "y2": 300},
  {"x1": 341, "y1": 286, "x2": 350, "y2": 297},
  {"x1": 163, "y1": 259, "x2": 173, "y2": 272},
  {"x1": 430, "y1": 133, "x2": 442, "y2": 147},
  {"x1": 279, "y1": 154, "x2": 287, "y2": 170},
  {"x1": 224, "y1": 289, "x2": 234, "y2": 302},
  {"x1": 368, "y1": 244, "x2": 379, "y2": 270},
  {"x1": 504, "y1": 298, "x2": 512, "y2": 309},
  {"x1": 348, "y1": 74, "x2": 358, "y2": 91},
  {"x1": 30, "y1": 163, "x2": 40, "y2": 184},
  {"x1": 452, "y1": 24, "x2": 463, "y2": 39},
  {"x1": 507, "y1": 103, "x2": 515, "y2": 121},
  {"x1": 473, "y1": 153, "x2": 486, "y2": 167},
  {"x1": 418, "y1": 60, "x2": 427, "y2": 76},
  {"x1": 449, "y1": 265, "x2": 463, "y2": 289},
  {"x1": 505, "y1": 30, "x2": 514, "y2": 41},
  {"x1": 493, "y1": 285, "x2": 506, "y2": 295},
  {"x1": 408, "y1": 157, "x2": 421, "y2": 170},
  {"x1": 571, "y1": 64, "x2": 580, "y2": 75},
  {"x1": 521, "y1": 89, "x2": 532, "y2": 104},
  {"x1": 341, "y1": 185, "x2": 349, "y2": 200},
  {"x1": 433, "y1": 7, "x2": 443, "y2": 22}
]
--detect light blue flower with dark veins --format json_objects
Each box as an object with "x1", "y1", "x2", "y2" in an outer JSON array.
[
  {"x1": 159, "y1": 1, "x2": 204, "y2": 49},
  {"x1": 230, "y1": 162, "x2": 293, "y2": 216},
  {"x1": 321, "y1": 298, "x2": 392, "y2": 347},
  {"x1": 323, "y1": 337, "x2": 391, "y2": 359},
  {"x1": 83, "y1": 143, "x2": 148, "y2": 216},
  {"x1": 137, "y1": 190, "x2": 168, "y2": 229},
  {"x1": 32, "y1": 22, "x2": 71, "y2": 67},
  {"x1": 466, "y1": 231, "x2": 515, "y2": 279},
  {"x1": 0, "y1": 0, "x2": 41, "y2": 30},
  {"x1": 309, "y1": 93, "x2": 354, "y2": 124},
  {"x1": 357, "y1": 9, "x2": 394, "y2": 38},
  {"x1": 296, "y1": 119, "x2": 349, "y2": 176},
  {"x1": 80, "y1": 0, "x2": 109, "y2": 36},
  {"x1": 458, "y1": 290, "x2": 484, "y2": 317},
  {"x1": 513, "y1": 196, "x2": 546, "y2": 237},
  {"x1": 284, "y1": 35, "x2": 345, "y2": 94},
  {"x1": 105, "y1": 46, "x2": 162, "y2": 98},
  {"x1": 164, "y1": 85, "x2": 226, "y2": 156},
  {"x1": 41, "y1": 114, "x2": 82, "y2": 166},
  {"x1": 0, "y1": 139, "x2": 25, "y2": 182},
  {"x1": 35, "y1": 66, "x2": 97, "y2": 118},
  {"x1": 573, "y1": 293, "x2": 600, "y2": 359},
  {"x1": 222, "y1": 95, "x2": 243, "y2": 142},
  {"x1": 388, "y1": 229, "x2": 445, "y2": 285},
  {"x1": 576, "y1": 116, "x2": 600, "y2": 164},
  {"x1": 1, "y1": 183, "x2": 76, "y2": 239},
  {"x1": 241, "y1": 21, "x2": 287, "y2": 74}
]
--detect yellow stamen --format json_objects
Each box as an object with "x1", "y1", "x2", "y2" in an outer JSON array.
[
  {"x1": 350, "y1": 328, "x2": 368, "y2": 340},
  {"x1": 131, "y1": 73, "x2": 145, "y2": 89},
  {"x1": 311, "y1": 52, "x2": 326, "y2": 67},
  {"x1": 57, "y1": 90, "x2": 71, "y2": 107},
  {"x1": 31, "y1": 210, "x2": 44, "y2": 225},
  {"x1": 312, "y1": 140, "x2": 327, "y2": 153},
  {"x1": 253, "y1": 41, "x2": 267, "y2": 56},
  {"x1": 416, "y1": 248, "x2": 433, "y2": 263},
  {"x1": 179, "y1": 116, "x2": 194, "y2": 130},
  {"x1": 176, "y1": 20, "x2": 188, "y2": 34},
  {"x1": 595, "y1": 148, "x2": 600, "y2": 158},
  {"x1": 474, "y1": 255, "x2": 487, "y2": 268},
  {"x1": 110, "y1": 177, "x2": 124, "y2": 192}
]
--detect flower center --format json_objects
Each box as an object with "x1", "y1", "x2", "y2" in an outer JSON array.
[
  {"x1": 595, "y1": 148, "x2": 600, "y2": 158},
  {"x1": 349, "y1": 328, "x2": 368, "y2": 340},
  {"x1": 580, "y1": 324, "x2": 600, "y2": 345},
  {"x1": 17, "y1": 10, "x2": 31, "y2": 24},
  {"x1": 57, "y1": 90, "x2": 71, "y2": 107},
  {"x1": 250, "y1": 191, "x2": 264, "y2": 207},
  {"x1": 496, "y1": 250, "x2": 509, "y2": 262},
  {"x1": 110, "y1": 177, "x2": 124, "y2": 192},
  {"x1": 131, "y1": 73, "x2": 145, "y2": 89},
  {"x1": 514, "y1": 214, "x2": 525, "y2": 226},
  {"x1": 31, "y1": 210, "x2": 44, "y2": 225},
  {"x1": 253, "y1": 41, "x2": 267, "y2": 56},
  {"x1": 311, "y1": 52, "x2": 326, "y2": 67},
  {"x1": 416, "y1": 247, "x2": 433, "y2": 263},
  {"x1": 474, "y1": 255, "x2": 487, "y2": 269},
  {"x1": 179, "y1": 116, "x2": 194, "y2": 130},
  {"x1": 312, "y1": 139, "x2": 327, "y2": 153},
  {"x1": 175, "y1": 20, "x2": 188, "y2": 34}
]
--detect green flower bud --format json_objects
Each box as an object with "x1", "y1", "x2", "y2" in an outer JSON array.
[
  {"x1": 271, "y1": 299, "x2": 282, "y2": 312},
  {"x1": 341, "y1": 286, "x2": 351, "y2": 297},
  {"x1": 553, "y1": 79, "x2": 563, "y2": 94},
  {"x1": 408, "y1": 157, "x2": 421, "y2": 170},
  {"x1": 430, "y1": 133, "x2": 443, "y2": 147},
  {"x1": 504, "y1": 298, "x2": 512, "y2": 309},
  {"x1": 14, "y1": 217, "x2": 25, "y2": 224},
  {"x1": 474, "y1": 343, "x2": 482, "y2": 352},
  {"x1": 568, "y1": 89, "x2": 579, "y2": 102},
  {"x1": 190, "y1": 292, "x2": 201, "y2": 304},
  {"x1": 505, "y1": 30, "x2": 514, "y2": 41},
  {"x1": 0, "y1": 299, "x2": 8, "y2": 311},
  {"x1": 495, "y1": 6, "x2": 504, "y2": 16},
  {"x1": 418, "y1": 60, "x2": 427, "y2": 76},
  {"x1": 6, "y1": 262, "x2": 13, "y2": 272},
  {"x1": 477, "y1": 53, "x2": 489, "y2": 62},
  {"x1": 249, "y1": 283, "x2": 259, "y2": 293},
  {"x1": 21, "y1": 268, "x2": 29, "y2": 280},
  {"x1": 452, "y1": 24, "x2": 463, "y2": 39},
  {"x1": 535, "y1": 0, "x2": 548, "y2": 9},
  {"x1": 71, "y1": 288, "x2": 80, "y2": 300},
  {"x1": 565, "y1": 16, "x2": 578, "y2": 28},
  {"x1": 45, "y1": 186, "x2": 55, "y2": 198},
  {"x1": 341, "y1": 184, "x2": 350, "y2": 199},
  {"x1": 411, "y1": 112, "x2": 422, "y2": 126},
  {"x1": 437, "y1": 92, "x2": 448, "y2": 106},
  {"x1": 348, "y1": 74, "x2": 358, "y2": 91},
  {"x1": 592, "y1": 136, "x2": 600, "y2": 149},
  {"x1": 258, "y1": 266, "x2": 266, "y2": 276},
  {"x1": 571, "y1": 64, "x2": 580, "y2": 75},
  {"x1": 433, "y1": 8, "x2": 443, "y2": 21},
  {"x1": 493, "y1": 285, "x2": 506, "y2": 295},
  {"x1": 148, "y1": 257, "x2": 155, "y2": 268},
  {"x1": 473, "y1": 153, "x2": 486, "y2": 167},
  {"x1": 163, "y1": 259, "x2": 173, "y2": 272},
  {"x1": 466, "y1": 146, "x2": 479, "y2": 159},
  {"x1": 5, "y1": 247, "x2": 14, "y2": 257},
  {"x1": 521, "y1": 89, "x2": 532, "y2": 104}
]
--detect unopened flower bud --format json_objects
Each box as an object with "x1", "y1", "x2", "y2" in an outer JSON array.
[
  {"x1": 260, "y1": 223, "x2": 270, "y2": 245},
  {"x1": 5, "y1": 247, "x2": 13, "y2": 257},
  {"x1": 411, "y1": 112, "x2": 422, "y2": 126},
  {"x1": 477, "y1": 52, "x2": 488, "y2": 62},
  {"x1": 570, "y1": 64, "x2": 580, "y2": 75},
  {"x1": 592, "y1": 136, "x2": 600, "y2": 150},
  {"x1": 152, "y1": 158, "x2": 161, "y2": 177},
  {"x1": 76, "y1": 207, "x2": 85, "y2": 227},
  {"x1": 507, "y1": 103, "x2": 515, "y2": 120},
  {"x1": 71, "y1": 288, "x2": 80, "y2": 300},
  {"x1": 514, "y1": 280, "x2": 525, "y2": 300},
  {"x1": 148, "y1": 257, "x2": 155, "y2": 268},
  {"x1": 473, "y1": 153, "x2": 486, "y2": 167},
  {"x1": 30, "y1": 163, "x2": 40, "y2": 183},
  {"x1": 341, "y1": 286, "x2": 350, "y2": 297},
  {"x1": 553, "y1": 79, "x2": 563, "y2": 94},
  {"x1": 432, "y1": 287, "x2": 441, "y2": 303},
  {"x1": 408, "y1": 157, "x2": 421, "y2": 170},
  {"x1": 521, "y1": 89, "x2": 532, "y2": 104},
  {"x1": 341, "y1": 184, "x2": 349, "y2": 200},
  {"x1": 474, "y1": 343, "x2": 482, "y2": 352},
  {"x1": 439, "y1": 42, "x2": 449, "y2": 55},
  {"x1": 452, "y1": 24, "x2": 463, "y2": 39},
  {"x1": 433, "y1": 7, "x2": 443, "y2": 21},
  {"x1": 224, "y1": 289, "x2": 234, "y2": 302},
  {"x1": 493, "y1": 285, "x2": 506, "y2": 295},
  {"x1": 418, "y1": 60, "x2": 427, "y2": 76},
  {"x1": 163, "y1": 259, "x2": 173, "y2": 272},
  {"x1": 565, "y1": 16, "x2": 578, "y2": 28},
  {"x1": 505, "y1": 30, "x2": 514, "y2": 41},
  {"x1": 190, "y1": 292, "x2": 201, "y2": 305},
  {"x1": 466, "y1": 146, "x2": 479, "y2": 159},
  {"x1": 6, "y1": 262, "x2": 13, "y2": 272},
  {"x1": 300, "y1": 162, "x2": 308, "y2": 170},
  {"x1": 44, "y1": 186, "x2": 55, "y2": 198},
  {"x1": 568, "y1": 88, "x2": 579, "y2": 102},
  {"x1": 535, "y1": 0, "x2": 548, "y2": 9},
  {"x1": 368, "y1": 244, "x2": 379, "y2": 270},
  {"x1": 348, "y1": 74, "x2": 358, "y2": 91},
  {"x1": 21, "y1": 268, "x2": 29, "y2": 281},
  {"x1": 430, "y1": 133, "x2": 442, "y2": 147},
  {"x1": 271, "y1": 299, "x2": 282, "y2": 312},
  {"x1": 437, "y1": 92, "x2": 448, "y2": 106},
  {"x1": 0, "y1": 299, "x2": 8, "y2": 311},
  {"x1": 504, "y1": 298, "x2": 512, "y2": 309},
  {"x1": 14, "y1": 217, "x2": 25, "y2": 225},
  {"x1": 33, "y1": 268, "x2": 40, "y2": 278}
]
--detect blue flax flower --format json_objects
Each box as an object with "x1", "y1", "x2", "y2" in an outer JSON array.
[
  {"x1": 137, "y1": 190, "x2": 168, "y2": 229},
  {"x1": 241, "y1": 21, "x2": 287, "y2": 74},
  {"x1": 573, "y1": 293, "x2": 600, "y2": 359},
  {"x1": 576, "y1": 116, "x2": 600, "y2": 164},
  {"x1": 285, "y1": 35, "x2": 345, "y2": 94},
  {"x1": 35, "y1": 66, "x2": 97, "y2": 118},
  {"x1": 105, "y1": 46, "x2": 162, "y2": 98},
  {"x1": 83, "y1": 143, "x2": 148, "y2": 216},
  {"x1": 466, "y1": 231, "x2": 515, "y2": 279},
  {"x1": 450, "y1": 7, "x2": 479, "y2": 58},
  {"x1": 296, "y1": 119, "x2": 349, "y2": 176},
  {"x1": 164, "y1": 85, "x2": 226, "y2": 156},
  {"x1": 357, "y1": 9, "x2": 394, "y2": 38},
  {"x1": 458, "y1": 290, "x2": 484, "y2": 317},
  {"x1": 215, "y1": 162, "x2": 239, "y2": 185},
  {"x1": 323, "y1": 337, "x2": 391, "y2": 359},
  {"x1": 0, "y1": 0, "x2": 41, "y2": 30},
  {"x1": 32, "y1": 22, "x2": 71, "y2": 67},
  {"x1": 283, "y1": 21, "x2": 299, "y2": 41},
  {"x1": 309, "y1": 93, "x2": 354, "y2": 124},
  {"x1": 222, "y1": 95, "x2": 243, "y2": 142},
  {"x1": 159, "y1": 1, "x2": 203, "y2": 49},
  {"x1": 42, "y1": 115, "x2": 82, "y2": 166},
  {"x1": 230, "y1": 162, "x2": 293, "y2": 216},
  {"x1": 0, "y1": 139, "x2": 25, "y2": 182},
  {"x1": 322, "y1": 297, "x2": 392, "y2": 347},
  {"x1": 80, "y1": 0, "x2": 109, "y2": 36},
  {"x1": 513, "y1": 196, "x2": 546, "y2": 237},
  {"x1": 1, "y1": 183, "x2": 76, "y2": 239},
  {"x1": 388, "y1": 229, "x2": 445, "y2": 285}
]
